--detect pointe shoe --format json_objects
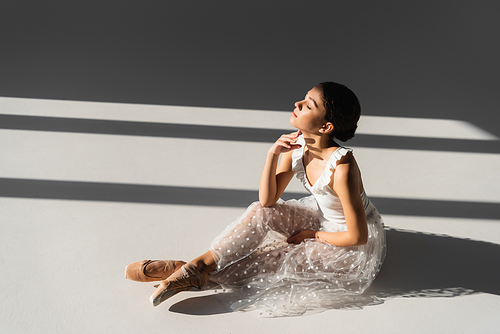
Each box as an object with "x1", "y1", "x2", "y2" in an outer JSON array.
[
  {"x1": 150, "y1": 263, "x2": 208, "y2": 307},
  {"x1": 125, "y1": 260, "x2": 186, "y2": 282}
]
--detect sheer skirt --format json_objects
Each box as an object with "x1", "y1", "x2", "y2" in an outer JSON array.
[{"x1": 209, "y1": 196, "x2": 386, "y2": 317}]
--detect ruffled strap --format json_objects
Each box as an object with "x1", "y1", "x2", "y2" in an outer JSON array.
[{"x1": 310, "y1": 146, "x2": 352, "y2": 194}]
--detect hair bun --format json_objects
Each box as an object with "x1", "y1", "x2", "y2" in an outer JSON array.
[{"x1": 320, "y1": 82, "x2": 361, "y2": 142}]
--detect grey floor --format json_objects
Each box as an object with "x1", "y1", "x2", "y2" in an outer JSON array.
[{"x1": 0, "y1": 96, "x2": 499, "y2": 333}]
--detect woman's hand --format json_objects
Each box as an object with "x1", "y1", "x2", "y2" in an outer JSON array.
[
  {"x1": 268, "y1": 130, "x2": 301, "y2": 155},
  {"x1": 286, "y1": 229, "x2": 316, "y2": 244}
]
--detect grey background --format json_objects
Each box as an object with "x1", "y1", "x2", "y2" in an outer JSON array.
[{"x1": 1, "y1": 0, "x2": 499, "y2": 137}]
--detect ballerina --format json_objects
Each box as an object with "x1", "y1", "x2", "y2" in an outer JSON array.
[{"x1": 125, "y1": 82, "x2": 386, "y2": 316}]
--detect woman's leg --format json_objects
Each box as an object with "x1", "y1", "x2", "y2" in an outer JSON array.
[
  {"x1": 151, "y1": 199, "x2": 319, "y2": 305},
  {"x1": 211, "y1": 200, "x2": 319, "y2": 274},
  {"x1": 150, "y1": 203, "x2": 289, "y2": 287}
]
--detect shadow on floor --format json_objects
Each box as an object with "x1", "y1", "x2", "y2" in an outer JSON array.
[
  {"x1": 1, "y1": 178, "x2": 499, "y2": 220},
  {"x1": 167, "y1": 228, "x2": 500, "y2": 316}
]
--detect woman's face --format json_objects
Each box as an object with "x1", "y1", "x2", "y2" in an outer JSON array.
[{"x1": 290, "y1": 85, "x2": 327, "y2": 133}]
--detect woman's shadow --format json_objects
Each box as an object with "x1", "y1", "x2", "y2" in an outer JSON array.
[{"x1": 168, "y1": 228, "x2": 500, "y2": 315}]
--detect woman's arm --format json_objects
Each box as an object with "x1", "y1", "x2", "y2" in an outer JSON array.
[
  {"x1": 259, "y1": 131, "x2": 301, "y2": 207},
  {"x1": 287, "y1": 154, "x2": 368, "y2": 246}
]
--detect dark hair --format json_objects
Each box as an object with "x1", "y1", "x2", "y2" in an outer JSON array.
[{"x1": 320, "y1": 82, "x2": 361, "y2": 142}]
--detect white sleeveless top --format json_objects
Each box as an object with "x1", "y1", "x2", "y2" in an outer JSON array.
[{"x1": 291, "y1": 135, "x2": 370, "y2": 230}]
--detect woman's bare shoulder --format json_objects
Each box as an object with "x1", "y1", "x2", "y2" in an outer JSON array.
[{"x1": 332, "y1": 152, "x2": 362, "y2": 190}]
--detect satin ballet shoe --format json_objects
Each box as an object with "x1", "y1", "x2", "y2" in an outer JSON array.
[
  {"x1": 124, "y1": 260, "x2": 186, "y2": 282},
  {"x1": 150, "y1": 263, "x2": 208, "y2": 307}
]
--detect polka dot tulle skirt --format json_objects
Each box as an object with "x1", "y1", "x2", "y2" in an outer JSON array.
[{"x1": 209, "y1": 196, "x2": 386, "y2": 317}]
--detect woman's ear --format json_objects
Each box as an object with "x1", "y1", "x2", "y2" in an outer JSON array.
[{"x1": 319, "y1": 122, "x2": 334, "y2": 134}]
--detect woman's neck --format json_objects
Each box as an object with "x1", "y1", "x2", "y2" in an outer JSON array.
[{"x1": 302, "y1": 133, "x2": 339, "y2": 160}]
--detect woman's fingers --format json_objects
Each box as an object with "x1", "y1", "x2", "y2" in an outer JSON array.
[
  {"x1": 286, "y1": 230, "x2": 315, "y2": 244},
  {"x1": 277, "y1": 140, "x2": 300, "y2": 151},
  {"x1": 280, "y1": 132, "x2": 301, "y2": 146},
  {"x1": 285, "y1": 131, "x2": 301, "y2": 139},
  {"x1": 269, "y1": 131, "x2": 302, "y2": 154},
  {"x1": 286, "y1": 230, "x2": 300, "y2": 243}
]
